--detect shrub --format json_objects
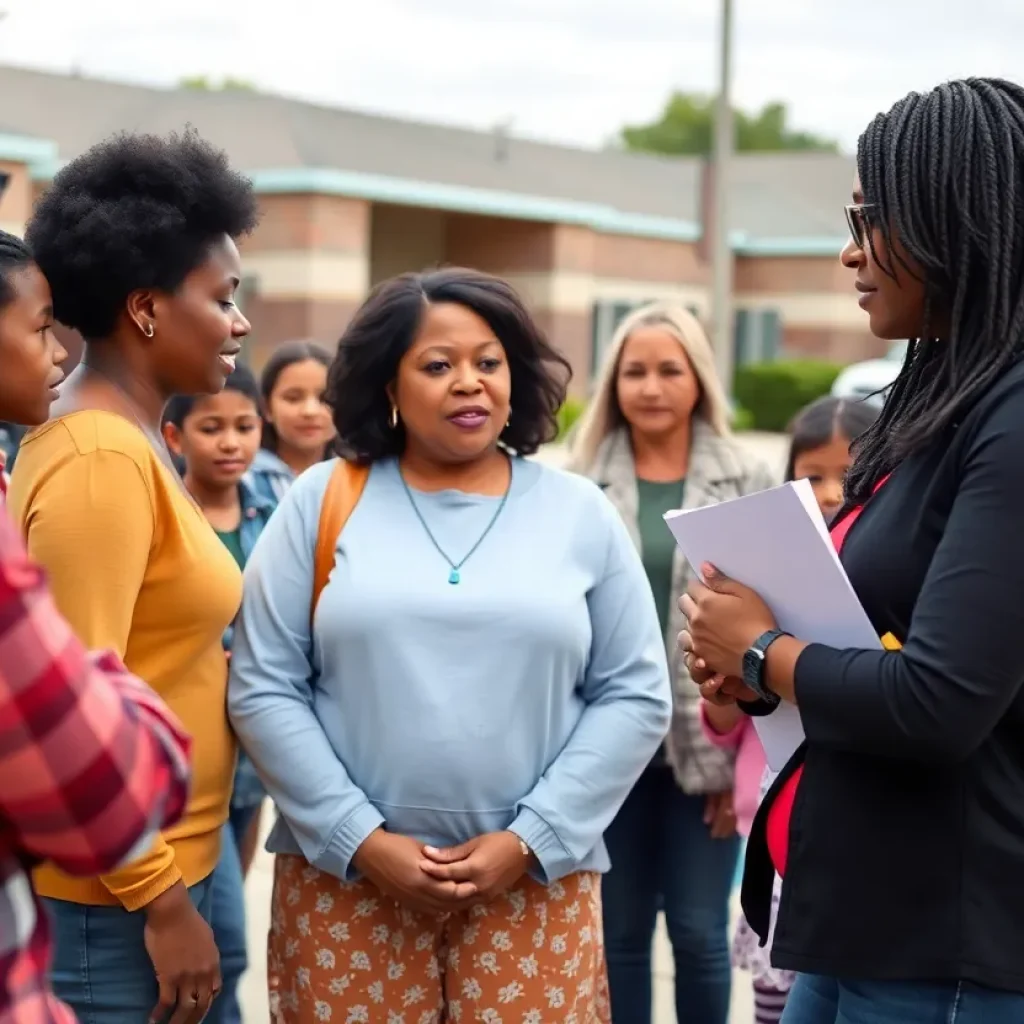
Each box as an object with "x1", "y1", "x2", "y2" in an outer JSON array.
[
  {"x1": 556, "y1": 396, "x2": 587, "y2": 441},
  {"x1": 733, "y1": 360, "x2": 843, "y2": 432},
  {"x1": 731, "y1": 405, "x2": 755, "y2": 432}
]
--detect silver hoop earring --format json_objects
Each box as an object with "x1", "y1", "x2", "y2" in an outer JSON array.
[
  {"x1": 389, "y1": 405, "x2": 399, "y2": 429},
  {"x1": 142, "y1": 322, "x2": 155, "y2": 339}
]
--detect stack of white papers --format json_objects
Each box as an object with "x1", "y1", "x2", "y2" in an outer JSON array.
[{"x1": 663, "y1": 478, "x2": 880, "y2": 769}]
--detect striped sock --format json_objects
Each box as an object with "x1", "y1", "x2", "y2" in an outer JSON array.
[{"x1": 753, "y1": 980, "x2": 790, "y2": 1024}]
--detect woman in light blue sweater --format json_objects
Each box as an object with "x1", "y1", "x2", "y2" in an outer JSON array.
[{"x1": 228, "y1": 267, "x2": 671, "y2": 1024}]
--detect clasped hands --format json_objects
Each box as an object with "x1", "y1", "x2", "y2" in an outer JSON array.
[
  {"x1": 352, "y1": 828, "x2": 533, "y2": 916},
  {"x1": 679, "y1": 562, "x2": 778, "y2": 706}
]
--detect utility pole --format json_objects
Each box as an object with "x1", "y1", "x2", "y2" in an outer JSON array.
[{"x1": 709, "y1": 0, "x2": 735, "y2": 393}]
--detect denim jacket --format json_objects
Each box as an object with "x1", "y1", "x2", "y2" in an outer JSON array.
[
  {"x1": 225, "y1": 477, "x2": 277, "y2": 808},
  {"x1": 245, "y1": 448, "x2": 295, "y2": 506}
]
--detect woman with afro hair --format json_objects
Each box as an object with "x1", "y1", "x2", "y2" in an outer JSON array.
[{"x1": 7, "y1": 129, "x2": 258, "y2": 1024}]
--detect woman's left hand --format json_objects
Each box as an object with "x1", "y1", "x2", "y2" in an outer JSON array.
[
  {"x1": 680, "y1": 563, "x2": 778, "y2": 680},
  {"x1": 704, "y1": 790, "x2": 738, "y2": 840}
]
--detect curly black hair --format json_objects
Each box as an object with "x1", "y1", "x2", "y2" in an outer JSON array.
[
  {"x1": 26, "y1": 128, "x2": 259, "y2": 341},
  {"x1": 328, "y1": 267, "x2": 571, "y2": 462},
  {"x1": 0, "y1": 230, "x2": 34, "y2": 310},
  {"x1": 847, "y1": 78, "x2": 1024, "y2": 503}
]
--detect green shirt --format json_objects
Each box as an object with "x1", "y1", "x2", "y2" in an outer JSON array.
[
  {"x1": 636, "y1": 478, "x2": 686, "y2": 638},
  {"x1": 215, "y1": 527, "x2": 246, "y2": 571}
]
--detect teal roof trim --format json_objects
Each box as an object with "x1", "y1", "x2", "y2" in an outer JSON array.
[
  {"x1": 733, "y1": 235, "x2": 848, "y2": 257},
  {"x1": 0, "y1": 132, "x2": 59, "y2": 168},
  {"x1": 28, "y1": 159, "x2": 846, "y2": 256},
  {"x1": 29, "y1": 156, "x2": 66, "y2": 182},
  {"x1": 248, "y1": 167, "x2": 703, "y2": 243}
]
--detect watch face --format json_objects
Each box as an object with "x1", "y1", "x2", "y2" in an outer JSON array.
[{"x1": 742, "y1": 647, "x2": 763, "y2": 692}]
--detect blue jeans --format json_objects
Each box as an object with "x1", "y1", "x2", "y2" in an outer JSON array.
[
  {"x1": 205, "y1": 803, "x2": 263, "y2": 1024},
  {"x1": 204, "y1": 827, "x2": 247, "y2": 1024},
  {"x1": 228, "y1": 800, "x2": 261, "y2": 853},
  {"x1": 46, "y1": 875, "x2": 214, "y2": 1023},
  {"x1": 602, "y1": 763, "x2": 740, "y2": 1024},
  {"x1": 783, "y1": 974, "x2": 1024, "y2": 1023}
]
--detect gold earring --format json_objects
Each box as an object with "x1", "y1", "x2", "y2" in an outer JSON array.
[{"x1": 389, "y1": 405, "x2": 399, "y2": 429}]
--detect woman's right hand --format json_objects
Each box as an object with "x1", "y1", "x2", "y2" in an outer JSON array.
[
  {"x1": 144, "y1": 882, "x2": 221, "y2": 1024},
  {"x1": 353, "y1": 829, "x2": 477, "y2": 915},
  {"x1": 681, "y1": 632, "x2": 758, "y2": 705}
]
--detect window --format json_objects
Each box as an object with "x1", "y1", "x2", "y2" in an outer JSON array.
[
  {"x1": 234, "y1": 275, "x2": 260, "y2": 367},
  {"x1": 734, "y1": 308, "x2": 781, "y2": 366},
  {"x1": 591, "y1": 301, "x2": 639, "y2": 379},
  {"x1": 590, "y1": 299, "x2": 703, "y2": 383}
]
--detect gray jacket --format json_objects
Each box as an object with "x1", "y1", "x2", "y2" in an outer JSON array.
[{"x1": 583, "y1": 422, "x2": 777, "y2": 794}]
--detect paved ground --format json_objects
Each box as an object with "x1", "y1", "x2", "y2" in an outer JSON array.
[{"x1": 238, "y1": 432, "x2": 788, "y2": 1023}]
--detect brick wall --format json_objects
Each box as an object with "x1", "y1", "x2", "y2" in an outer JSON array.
[
  {"x1": 240, "y1": 194, "x2": 371, "y2": 364},
  {"x1": 735, "y1": 254, "x2": 848, "y2": 293},
  {"x1": 782, "y1": 326, "x2": 887, "y2": 363},
  {"x1": 0, "y1": 160, "x2": 33, "y2": 233},
  {"x1": 736, "y1": 253, "x2": 877, "y2": 363}
]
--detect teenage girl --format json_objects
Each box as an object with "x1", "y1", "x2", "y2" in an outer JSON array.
[
  {"x1": 247, "y1": 340, "x2": 336, "y2": 502},
  {"x1": 699, "y1": 395, "x2": 879, "y2": 1024}
]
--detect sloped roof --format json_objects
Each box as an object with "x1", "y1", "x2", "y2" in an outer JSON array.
[{"x1": 0, "y1": 63, "x2": 854, "y2": 246}]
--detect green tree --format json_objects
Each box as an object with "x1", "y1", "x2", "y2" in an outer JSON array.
[
  {"x1": 620, "y1": 91, "x2": 837, "y2": 156},
  {"x1": 179, "y1": 75, "x2": 256, "y2": 92}
]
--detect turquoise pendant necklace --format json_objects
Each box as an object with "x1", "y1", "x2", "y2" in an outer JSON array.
[{"x1": 398, "y1": 463, "x2": 512, "y2": 584}]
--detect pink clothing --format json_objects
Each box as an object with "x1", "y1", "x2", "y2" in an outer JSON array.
[{"x1": 698, "y1": 702, "x2": 766, "y2": 837}]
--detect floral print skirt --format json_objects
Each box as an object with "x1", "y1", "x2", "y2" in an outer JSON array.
[{"x1": 268, "y1": 853, "x2": 611, "y2": 1023}]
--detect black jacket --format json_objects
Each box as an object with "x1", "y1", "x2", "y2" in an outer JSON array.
[{"x1": 742, "y1": 360, "x2": 1024, "y2": 993}]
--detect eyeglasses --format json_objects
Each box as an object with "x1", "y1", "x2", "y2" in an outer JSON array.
[{"x1": 845, "y1": 203, "x2": 878, "y2": 249}]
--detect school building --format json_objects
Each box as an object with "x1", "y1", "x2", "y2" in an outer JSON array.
[{"x1": 0, "y1": 64, "x2": 877, "y2": 393}]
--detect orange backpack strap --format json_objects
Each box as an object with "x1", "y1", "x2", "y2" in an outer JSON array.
[{"x1": 311, "y1": 460, "x2": 370, "y2": 623}]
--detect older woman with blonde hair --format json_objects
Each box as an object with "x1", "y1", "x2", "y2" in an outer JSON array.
[{"x1": 567, "y1": 301, "x2": 774, "y2": 1024}]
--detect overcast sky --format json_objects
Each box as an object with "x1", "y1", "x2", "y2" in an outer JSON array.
[{"x1": 2, "y1": 0, "x2": 1024, "y2": 153}]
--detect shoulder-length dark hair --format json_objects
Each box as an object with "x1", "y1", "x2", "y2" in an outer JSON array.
[
  {"x1": 785, "y1": 396, "x2": 880, "y2": 483},
  {"x1": 259, "y1": 339, "x2": 333, "y2": 454},
  {"x1": 327, "y1": 267, "x2": 571, "y2": 462}
]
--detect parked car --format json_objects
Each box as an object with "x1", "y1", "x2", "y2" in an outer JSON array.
[{"x1": 831, "y1": 341, "x2": 908, "y2": 406}]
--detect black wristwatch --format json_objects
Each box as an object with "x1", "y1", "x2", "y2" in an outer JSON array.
[{"x1": 742, "y1": 629, "x2": 790, "y2": 706}]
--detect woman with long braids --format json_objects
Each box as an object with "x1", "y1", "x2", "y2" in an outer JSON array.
[{"x1": 680, "y1": 78, "x2": 1024, "y2": 1022}]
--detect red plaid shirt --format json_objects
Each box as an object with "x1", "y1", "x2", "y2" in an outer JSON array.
[{"x1": 0, "y1": 479, "x2": 192, "y2": 1023}]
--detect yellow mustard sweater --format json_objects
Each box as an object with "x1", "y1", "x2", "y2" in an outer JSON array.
[{"x1": 8, "y1": 410, "x2": 241, "y2": 910}]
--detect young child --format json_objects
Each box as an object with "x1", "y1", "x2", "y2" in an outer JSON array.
[
  {"x1": 700, "y1": 395, "x2": 880, "y2": 1024},
  {"x1": 163, "y1": 364, "x2": 277, "y2": 1024}
]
